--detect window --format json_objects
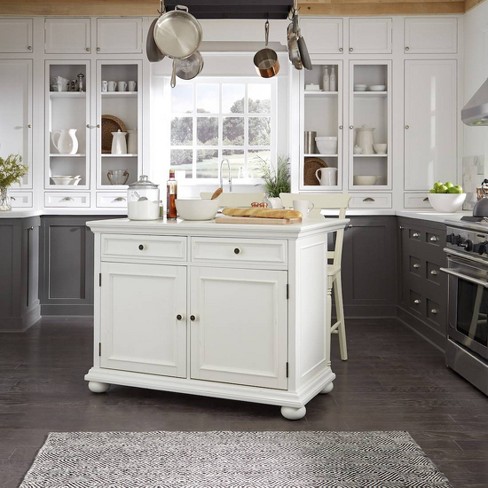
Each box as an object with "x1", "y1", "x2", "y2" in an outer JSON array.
[{"x1": 168, "y1": 78, "x2": 276, "y2": 181}]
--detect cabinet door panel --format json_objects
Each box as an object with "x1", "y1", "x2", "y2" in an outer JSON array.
[
  {"x1": 45, "y1": 18, "x2": 91, "y2": 54},
  {"x1": 190, "y1": 267, "x2": 287, "y2": 389},
  {"x1": 96, "y1": 18, "x2": 143, "y2": 53},
  {"x1": 299, "y1": 18, "x2": 343, "y2": 54},
  {"x1": 0, "y1": 18, "x2": 32, "y2": 52},
  {"x1": 404, "y1": 60, "x2": 457, "y2": 190},
  {"x1": 101, "y1": 262, "x2": 186, "y2": 377},
  {"x1": 348, "y1": 18, "x2": 391, "y2": 54},
  {"x1": 404, "y1": 17, "x2": 458, "y2": 54}
]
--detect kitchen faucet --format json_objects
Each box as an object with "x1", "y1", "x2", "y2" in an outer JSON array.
[{"x1": 219, "y1": 159, "x2": 232, "y2": 192}]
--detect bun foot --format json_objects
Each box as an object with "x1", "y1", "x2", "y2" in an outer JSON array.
[
  {"x1": 281, "y1": 405, "x2": 306, "y2": 420},
  {"x1": 88, "y1": 381, "x2": 109, "y2": 393},
  {"x1": 320, "y1": 382, "x2": 334, "y2": 394}
]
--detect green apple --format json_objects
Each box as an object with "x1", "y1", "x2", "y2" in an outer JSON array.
[
  {"x1": 437, "y1": 184, "x2": 448, "y2": 193},
  {"x1": 445, "y1": 181, "x2": 454, "y2": 189}
]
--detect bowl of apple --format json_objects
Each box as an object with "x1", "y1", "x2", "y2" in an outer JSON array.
[{"x1": 428, "y1": 181, "x2": 466, "y2": 213}]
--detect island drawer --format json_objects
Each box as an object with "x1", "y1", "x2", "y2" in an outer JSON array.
[
  {"x1": 101, "y1": 234, "x2": 187, "y2": 262},
  {"x1": 191, "y1": 237, "x2": 287, "y2": 267}
]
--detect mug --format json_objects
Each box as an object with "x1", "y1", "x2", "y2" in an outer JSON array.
[
  {"x1": 293, "y1": 199, "x2": 314, "y2": 216},
  {"x1": 101, "y1": 80, "x2": 108, "y2": 92},
  {"x1": 117, "y1": 81, "x2": 128, "y2": 92},
  {"x1": 315, "y1": 167, "x2": 338, "y2": 186},
  {"x1": 107, "y1": 81, "x2": 117, "y2": 92},
  {"x1": 128, "y1": 80, "x2": 137, "y2": 91}
]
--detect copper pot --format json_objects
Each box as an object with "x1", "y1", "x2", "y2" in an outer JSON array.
[{"x1": 254, "y1": 20, "x2": 280, "y2": 79}]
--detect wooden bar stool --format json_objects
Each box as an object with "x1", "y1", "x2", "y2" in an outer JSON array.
[{"x1": 280, "y1": 192, "x2": 350, "y2": 361}]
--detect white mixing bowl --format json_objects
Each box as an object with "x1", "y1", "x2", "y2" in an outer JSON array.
[{"x1": 176, "y1": 198, "x2": 219, "y2": 220}]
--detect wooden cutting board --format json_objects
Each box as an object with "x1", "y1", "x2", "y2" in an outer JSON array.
[{"x1": 215, "y1": 216, "x2": 302, "y2": 225}]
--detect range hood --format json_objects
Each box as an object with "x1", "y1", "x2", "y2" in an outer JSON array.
[{"x1": 461, "y1": 78, "x2": 488, "y2": 126}]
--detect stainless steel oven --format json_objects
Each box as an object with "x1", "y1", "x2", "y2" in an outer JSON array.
[{"x1": 442, "y1": 221, "x2": 488, "y2": 395}]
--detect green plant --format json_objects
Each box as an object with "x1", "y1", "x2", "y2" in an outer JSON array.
[
  {"x1": 258, "y1": 155, "x2": 291, "y2": 197},
  {"x1": 0, "y1": 154, "x2": 28, "y2": 188}
]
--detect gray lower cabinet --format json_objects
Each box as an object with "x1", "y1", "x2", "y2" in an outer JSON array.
[
  {"x1": 397, "y1": 217, "x2": 447, "y2": 350},
  {"x1": 0, "y1": 216, "x2": 41, "y2": 331},
  {"x1": 341, "y1": 216, "x2": 398, "y2": 317},
  {"x1": 39, "y1": 215, "x2": 116, "y2": 316}
]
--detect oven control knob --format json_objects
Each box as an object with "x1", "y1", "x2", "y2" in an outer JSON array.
[
  {"x1": 476, "y1": 242, "x2": 487, "y2": 255},
  {"x1": 455, "y1": 234, "x2": 464, "y2": 246},
  {"x1": 446, "y1": 233, "x2": 456, "y2": 244},
  {"x1": 461, "y1": 239, "x2": 473, "y2": 251}
]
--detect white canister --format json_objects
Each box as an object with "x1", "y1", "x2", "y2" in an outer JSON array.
[
  {"x1": 356, "y1": 126, "x2": 375, "y2": 154},
  {"x1": 127, "y1": 175, "x2": 160, "y2": 220}
]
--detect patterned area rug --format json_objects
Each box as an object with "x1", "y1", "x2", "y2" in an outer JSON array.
[{"x1": 20, "y1": 430, "x2": 453, "y2": 487}]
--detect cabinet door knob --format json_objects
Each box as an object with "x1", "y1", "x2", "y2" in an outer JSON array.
[
  {"x1": 339, "y1": 125, "x2": 343, "y2": 130},
  {"x1": 96, "y1": 47, "x2": 101, "y2": 52},
  {"x1": 430, "y1": 270, "x2": 438, "y2": 276},
  {"x1": 176, "y1": 314, "x2": 182, "y2": 320},
  {"x1": 430, "y1": 235, "x2": 439, "y2": 242},
  {"x1": 26, "y1": 226, "x2": 34, "y2": 231},
  {"x1": 27, "y1": 45, "x2": 32, "y2": 51},
  {"x1": 413, "y1": 263, "x2": 420, "y2": 269},
  {"x1": 349, "y1": 47, "x2": 353, "y2": 52},
  {"x1": 85, "y1": 47, "x2": 90, "y2": 52},
  {"x1": 399, "y1": 226, "x2": 404, "y2": 230},
  {"x1": 190, "y1": 315, "x2": 196, "y2": 321},
  {"x1": 234, "y1": 248, "x2": 241, "y2": 255},
  {"x1": 412, "y1": 232, "x2": 420, "y2": 238},
  {"x1": 413, "y1": 299, "x2": 421, "y2": 305},
  {"x1": 27, "y1": 124, "x2": 32, "y2": 128},
  {"x1": 339, "y1": 47, "x2": 343, "y2": 52},
  {"x1": 349, "y1": 125, "x2": 354, "y2": 130},
  {"x1": 405, "y1": 46, "x2": 410, "y2": 51},
  {"x1": 431, "y1": 308, "x2": 438, "y2": 315},
  {"x1": 405, "y1": 125, "x2": 410, "y2": 129},
  {"x1": 138, "y1": 244, "x2": 144, "y2": 250}
]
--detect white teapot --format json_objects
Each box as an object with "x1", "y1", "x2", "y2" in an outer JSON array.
[{"x1": 111, "y1": 130, "x2": 128, "y2": 155}]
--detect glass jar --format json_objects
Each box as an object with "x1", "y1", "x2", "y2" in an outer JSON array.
[{"x1": 127, "y1": 175, "x2": 160, "y2": 220}]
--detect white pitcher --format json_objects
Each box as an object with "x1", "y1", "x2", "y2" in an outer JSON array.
[
  {"x1": 315, "y1": 167, "x2": 338, "y2": 186},
  {"x1": 51, "y1": 129, "x2": 78, "y2": 154},
  {"x1": 111, "y1": 130, "x2": 127, "y2": 155},
  {"x1": 356, "y1": 126, "x2": 375, "y2": 154}
]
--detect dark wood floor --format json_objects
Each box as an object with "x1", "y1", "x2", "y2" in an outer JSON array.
[{"x1": 1, "y1": 317, "x2": 487, "y2": 488}]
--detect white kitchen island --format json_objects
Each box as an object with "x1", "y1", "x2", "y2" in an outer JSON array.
[{"x1": 85, "y1": 216, "x2": 348, "y2": 419}]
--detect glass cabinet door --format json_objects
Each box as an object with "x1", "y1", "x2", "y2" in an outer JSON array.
[
  {"x1": 45, "y1": 61, "x2": 90, "y2": 189},
  {"x1": 97, "y1": 61, "x2": 141, "y2": 189},
  {"x1": 348, "y1": 60, "x2": 391, "y2": 190},
  {"x1": 301, "y1": 61, "x2": 343, "y2": 190}
]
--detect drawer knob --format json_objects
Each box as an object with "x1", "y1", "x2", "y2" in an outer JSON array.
[
  {"x1": 190, "y1": 315, "x2": 196, "y2": 321},
  {"x1": 234, "y1": 248, "x2": 241, "y2": 255},
  {"x1": 138, "y1": 244, "x2": 144, "y2": 251},
  {"x1": 430, "y1": 270, "x2": 438, "y2": 276},
  {"x1": 176, "y1": 314, "x2": 182, "y2": 320},
  {"x1": 413, "y1": 299, "x2": 421, "y2": 305},
  {"x1": 412, "y1": 232, "x2": 420, "y2": 238},
  {"x1": 431, "y1": 308, "x2": 438, "y2": 315},
  {"x1": 413, "y1": 263, "x2": 420, "y2": 269},
  {"x1": 430, "y1": 236, "x2": 439, "y2": 242}
]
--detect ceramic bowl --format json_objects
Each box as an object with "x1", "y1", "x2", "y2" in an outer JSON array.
[
  {"x1": 176, "y1": 198, "x2": 219, "y2": 220},
  {"x1": 315, "y1": 136, "x2": 338, "y2": 155},
  {"x1": 428, "y1": 193, "x2": 466, "y2": 213},
  {"x1": 369, "y1": 84, "x2": 386, "y2": 91},
  {"x1": 373, "y1": 143, "x2": 387, "y2": 154},
  {"x1": 353, "y1": 175, "x2": 377, "y2": 186},
  {"x1": 52, "y1": 176, "x2": 77, "y2": 185},
  {"x1": 354, "y1": 84, "x2": 367, "y2": 91}
]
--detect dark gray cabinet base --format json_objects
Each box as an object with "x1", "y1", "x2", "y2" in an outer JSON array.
[{"x1": 0, "y1": 216, "x2": 41, "y2": 331}]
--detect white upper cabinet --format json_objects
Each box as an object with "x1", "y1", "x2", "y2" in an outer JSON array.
[
  {"x1": 0, "y1": 18, "x2": 33, "y2": 53},
  {"x1": 404, "y1": 17, "x2": 458, "y2": 54},
  {"x1": 404, "y1": 59, "x2": 457, "y2": 191},
  {"x1": 96, "y1": 18, "x2": 143, "y2": 54},
  {"x1": 348, "y1": 18, "x2": 392, "y2": 54},
  {"x1": 299, "y1": 18, "x2": 344, "y2": 54},
  {"x1": 45, "y1": 18, "x2": 91, "y2": 54}
]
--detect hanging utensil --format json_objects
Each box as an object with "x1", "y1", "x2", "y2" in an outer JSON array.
[
  {"x1": 175, "y1": 50, "x2": 204, "y2": 80},
  {"x1": 146, "y1": 17, "x2": 165, "y2": 62},
  {"x1": 253, "y1": 20, "x2": 280, "y2": 78},
  {"x1": 153, "y1": 4, "x2": 202, "y2": 60},
  {"x1": 287, "y1": 21, "x2": 302, "y2": 70},
  {"x1": 293, "y1": 9, "x2": 312, "y2": 70}
]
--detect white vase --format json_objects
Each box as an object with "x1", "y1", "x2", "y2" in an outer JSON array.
[
  {"x1": 51, "y1": 129, "x2": 78, "y2": 155},
  {"x1": 356, "y1": 126, "x2": 375, "y2": 155},
  {"x1": 0, "y1": 186, "x2": 12, "y2": 211}
]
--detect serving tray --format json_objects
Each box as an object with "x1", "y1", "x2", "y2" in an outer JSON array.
[{"x1": 215, "y1": 216, "x2": 301, "y2": 225}]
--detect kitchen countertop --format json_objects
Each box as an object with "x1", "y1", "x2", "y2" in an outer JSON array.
[{"x1": 0, "y1": 208, "x2": 471, "y2": 224}]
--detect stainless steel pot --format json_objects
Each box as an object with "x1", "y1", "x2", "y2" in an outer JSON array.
[
  {"x1": 153, "y1": 5, "x2": 202, "y2": 59},
  {"x1": 254, "y1": 20, "x2": 280, "y2": 78},
  {"x1": 146, "y1": 17, "x2": 164, "y2": 62}
]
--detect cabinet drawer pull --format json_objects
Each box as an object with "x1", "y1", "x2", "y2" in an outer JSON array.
[
  {"x1": 26, "y1": 226, "x2": 34, "y2": 231},
  {"x1": 430, "y1": 235, "x2": 439, "y2": 242},
  {"x1": 190, "y1": 315, "x2": 196, "y2": 321},
  {"x1": 412, "y1": 232, "x2": 420, "y2": 238},
  {"x1": 363, "y1": 197, "x2": 375, "y2": 202},
  {"x1": 114, "y1": 197, "x2": 126, "y2": 202},
  {"x1": 423, "y1": 197, "x2": 429, "y2": 202},
  {"x1": 138, "y1": 244, "x2": 144, "y2": 251},
  {"x1": 86, "y1": 124, "x2": 100, "y2": 129},
  {"x1": 61, "y1": 197, "x2": 73, "y2": 202},
  {"x1": 413, "y1": 263, "x2": 420, "y2": 269},
  {"x1": 234, "y1": 248, "x2": 241, "y2": 255},
  {"x1": 430, "y1": 270, "x2": 438, "y2": 276},
  {"x1": 176, "y1": 314, "x2": 182, "y2": 320},
  {"x1": 431, "y1": 308, "x2": 438, "y2": 315},
  {"x1": 413, "y1": 299, "x2": 421, "y2": 305}
]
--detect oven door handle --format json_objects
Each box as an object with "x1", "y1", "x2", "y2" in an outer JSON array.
[{"x1": 440, "y1": 267, "x2": 488, "y2": 288}]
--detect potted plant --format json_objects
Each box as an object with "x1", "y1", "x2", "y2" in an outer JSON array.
[
  {"x1": 0, "y1": 154, "x2": 28, "y2": 211},
  {"x1": 258, "y1": 155, "x2": 291, "y2": 198}
]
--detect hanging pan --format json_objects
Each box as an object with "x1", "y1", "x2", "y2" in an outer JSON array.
[
  {"x1": 153, "y1": 5, "x2": 202, "y2": 60},
  {"x1": 146, "y1": 16, "x2": 165, "y2": 62},
  {"x1": 293, "y1": 12, "x2": 312, "y2": 70},
  {"x1": 175, "y1": 51, "x2": 204, "y2": 81},
  {"x1": 253, "y1": 20, "x2": 280, "y2": 79}
]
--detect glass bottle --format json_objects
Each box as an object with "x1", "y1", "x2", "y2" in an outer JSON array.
[
  {"x1": 322, "y1": 66, "x2": 330, "y2": 92},
  {"x1": 166, "y1": 169, "x2": 177, "y2": 219},
  {"x1": 329, "y1": 66, "x2": 337, "y2": 92}
]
